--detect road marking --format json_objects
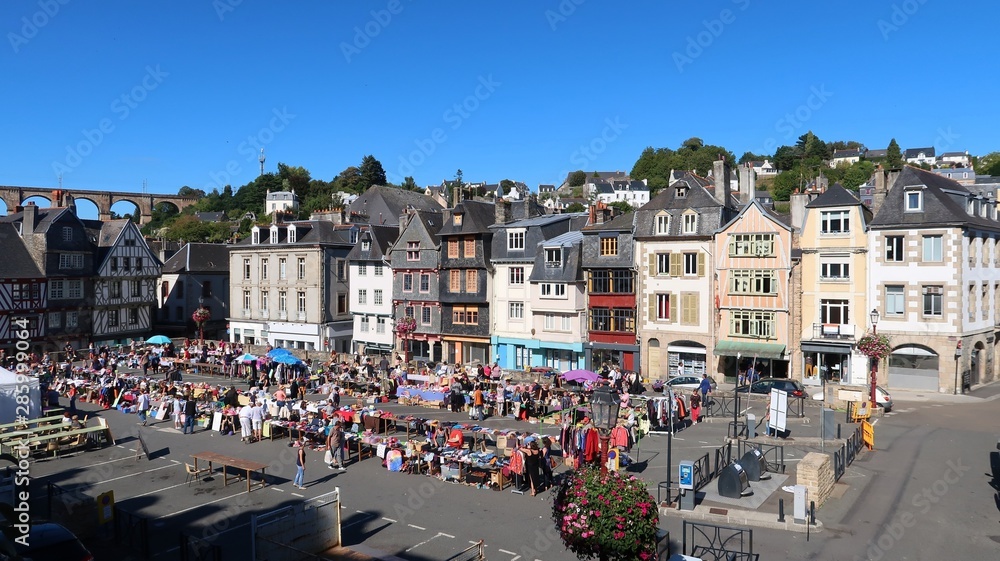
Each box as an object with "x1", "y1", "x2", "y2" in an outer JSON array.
[
  {"x1": 698, "y1": 441, "x2": 709, "y2": 444},
  {"x1": 405, "y1": 533, "x2": 441, "y2": 552},
  {"x1": 170, "y1": 459, "x2": 181, "y2": 464},
  {"x1": 469, "y1": 540, "x2": 479, "y2": 545},
  {"x1": 408, "y1": 523, "x2": 426, "y2": 530},
  {"x1": 131, "y1": 481, "x2": 190, "y2": 498},
  {"x1": 382, "y1": 517, "x2": 397, "y2": 523},
  {"x1": 155, "y1": 491, "x2": 247, "y2": 519},
  {"x1": 291, "y1": 492, "x2": 303, "y2": 497},
  {"x1": 271, "y1": 487, "x2": 284, "y2": 492},
  {"x1": 341, "y1": 512, "x2": 380, "y2": 530},
  {"x1": 439, "y1": 532, "x2": 455, "y2": 539},
  {"x1": 73, "y1": 463, "x2": 175, "y2": 490},
  {"x1": 498, "y1": 548, "x2": 517, "y2": 556}
]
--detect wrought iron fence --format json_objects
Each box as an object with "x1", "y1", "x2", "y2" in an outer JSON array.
[
  {"x1": 682, "y1": 520, "x2": 758, "y2": 561},
  {"x1": 736, "y1": 440, "x2": 787, "y2": 474},
  {"x1": 113, "y1": 505, "x2": 150, "y2": 559},
  {"x1": 179, "y1": 533, "x2": 222, "y2": 561}
]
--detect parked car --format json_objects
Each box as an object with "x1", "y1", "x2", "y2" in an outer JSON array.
[
  {"x1": 661, "y1": 375, "x2": 717, "y2": 393},
  {"x1": 874, "y1": 385, "x2": 893, "y2": 412},
  {"x1": 13, "y1": 523, "x2": 93, "y2": 561},
  {"x1": 734, "y1": 377, "x2": 805, "y2": 398}
]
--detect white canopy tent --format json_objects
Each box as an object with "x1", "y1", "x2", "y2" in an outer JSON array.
[{"x1": 0, "y1": 367, "x2": 42, "y2": 424}]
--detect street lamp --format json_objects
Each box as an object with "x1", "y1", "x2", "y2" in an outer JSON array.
[
  {"x1": 590, "y1": 384, "x2": 620, "y2": 475},
  {"x1": 869, "y1": 308, "x2": 880, "y2": 406},
  {"x1": 953, "y1": 341, "x2": 963, "y2": 395}
]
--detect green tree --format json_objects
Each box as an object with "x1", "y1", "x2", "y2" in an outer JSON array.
[
  {"x1": 400, "y1": 176, "x2": 420, "y2": 191},
  {"x1": 565, "y1": 202, "x2": 586, "y2": 213},
  {"x1": 568, "y1": 170, "x2": 587, "y2": 187},
  {"x1": 738, "y1": 151, "x2": 769, "y2": 165},
  {"x1": 178, "y1": 185, "x2": 206, "y2": 198},
  {"x1": 359, "y1": 155, "x2": 387, "y2": 188},
  {"x1": 608, "y1": 201, "x2": 633, "y2": 214},
  {"x1": 772, "y1": 170, "x2": 801, "y2": 201},
  {"x1": 975, "y1": 152, "x2": 1000, "y2": 175},
  {"x1": 886, "y1": 138, "x2": 903, "y2": 168},
  {"x1": 841, "y1": 160, "x2": 875, "y2": 191},
  {"x1": 773, "y1": 145, "x2": 798, "y2": 171},
  {"x1": 681, "y1": 136, "x2": 704, "y2": 151},
  {"x1": 828, "y1": 140, "x2": 866, "y2": 152}
]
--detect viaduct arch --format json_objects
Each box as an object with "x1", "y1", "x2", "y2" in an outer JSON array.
[{"x1": 0, "y1": 186, "x2": 200, "y2": 225}]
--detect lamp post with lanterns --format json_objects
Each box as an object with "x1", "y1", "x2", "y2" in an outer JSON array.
[
  {"x1": 589, "y1": 384, "x2": 621, "y2": 475},
  {"x1": 869, "y1": 308, "x2": 880, "y2": 406}
]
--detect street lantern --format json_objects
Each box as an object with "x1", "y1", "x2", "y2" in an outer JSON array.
[
  {"x1": 869, "y1": 308, "x2": 880, "y2": 406},
  {"x1": 590, "y1": 384, "x2": 620, "y2": 474}
]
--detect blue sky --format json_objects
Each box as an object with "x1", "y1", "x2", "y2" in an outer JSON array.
[{"x1": 4, "y1": 0, "x2": 999, "y2": 218}]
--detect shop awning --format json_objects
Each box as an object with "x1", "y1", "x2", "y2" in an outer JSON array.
[
  {"x1": 801, "y1": 342, "x2": 852, "y2": 354},
  {"x1": 714, "y1": 340, "x2": 786, "y2": 359}
]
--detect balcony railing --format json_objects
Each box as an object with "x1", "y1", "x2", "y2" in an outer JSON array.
[
  {"x1": 242, "y1": 309, "x2": 251, "y2": 318},
  {"x1": 812, "y1": 323, "x2": 856, "y2": 340}
]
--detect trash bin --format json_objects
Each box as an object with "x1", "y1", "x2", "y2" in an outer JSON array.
[
  {"x1": 739, "y1": 448, "x2": 770, "y2": 482},
  {"x1": 717, "y1": 462, "x2": 752, "y2": 498}
]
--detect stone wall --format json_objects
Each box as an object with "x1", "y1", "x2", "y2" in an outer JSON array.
[{"x1": 796, "y1": 452, "x2": 834, "y2": 507}]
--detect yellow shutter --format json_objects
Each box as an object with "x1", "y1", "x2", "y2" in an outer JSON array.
[
  {"x1": 669, "y1": 253, "x2": 682, "y2": 277},
  {"x1": 648, "y1": 253, "x2": 657, "y2": 274},
  {"x1": 697, "y1": 252, "x2": 706, "y2": 277},
  {"x1": 669, "y1": 293, "x2": 678, "y2": 322},
  {"x1": 648, "y1": 296, "x2": 657, "y2": 321},
  {"x1": 691, "y1": 292, "x2": 699, "y2": 324}
]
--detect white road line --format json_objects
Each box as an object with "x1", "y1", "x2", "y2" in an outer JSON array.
[
  {"x1": 291, "y1": 492, "x2": 303, "y2": 497},
  {"x1": 408, "y1": 523, "x2": 426, "y2": 530},
  {"x1": 155, "y1": 491, "x2": 246, "y2": 519},
  {"x1": 698, "y1": 441, "x2": 709, "y2": 444},
  {"x1": 131, "y1": 481, "x2": 190, "y2": 498},
  {"x1": 405, "y1": 533, "x2": 440, "y2": 552},
  {"x1": 439, "y1": 532, "x2": 455, "y2": 539},
  {"x1": 382, "y1": 517, "x2": 397, "y2": 523},
  {"x1": 170, "y1": 459, "x2": 181, "y2": 464},
  {"x1": 272, "y1": 487, "x2": 284, "y2": 492},
  {"x1": 498, "y1": 548, "x2": 517, "y2": 555},
  {"x1": 73, "y1": 463, "x2": 175, "y2": 489},
  {"x1": 341, "y1": 513, "x2": 380, "y2": 530}
]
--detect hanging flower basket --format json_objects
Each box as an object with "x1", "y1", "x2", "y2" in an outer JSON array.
[
  {"x1": 395, "y1": 317, "x2": 417, "y2": 335},
  {"x1": 858, "y1": 332, "x2": 891, "y2": 360},
  {"x1": 552, "y1": 466, "x2": 660, "y2": 560},
  {"x1": 192, "y1": 307, "x2": 211, "y2": 324}
]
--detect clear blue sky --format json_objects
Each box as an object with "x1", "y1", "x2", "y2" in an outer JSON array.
[{"x1": 4, "y1": 0, "x2": 998, "y2": 218}]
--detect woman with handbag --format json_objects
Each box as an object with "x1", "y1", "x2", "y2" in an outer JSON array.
[{"x1": 540, "y1": 437, "x2": 556, "y2": 490}]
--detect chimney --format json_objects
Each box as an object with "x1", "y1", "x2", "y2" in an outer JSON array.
[
  {"x1": 452, "y1": 182, "x2": 462, "y2": 208},
  {"x1": 495, "y1": 198, "x2": 513, "y2": 225},
  {"x1": 713, "y1": 159, "x2": 732, "y2": 206},
  {"x1": 23, "y1": 202, "x2": 37, "y2": 235},
  {"x1": 790, "y1": 191, "x2": 808, "y2": 232},
  {"x1": 871, "y1": 165, "x2": 897, "y2": 216},
  {"x1": 589, "y1": 201, "x2": 612, "y2": 225},
  {"x1": 526, "y1": 194, "x2": 542, "y2": 218},
  {"x1": 398, "y1": 207, "x2": 414, "y2": 230}
]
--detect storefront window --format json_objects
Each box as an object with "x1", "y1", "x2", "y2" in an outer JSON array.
[{"x1": 803, "y1": 351, "x2": 850, "y2": 385}]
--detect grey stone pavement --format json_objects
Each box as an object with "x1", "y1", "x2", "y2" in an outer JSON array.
[{"x1": 28, "y1": 371, "x2": 1000, "y2": 560}]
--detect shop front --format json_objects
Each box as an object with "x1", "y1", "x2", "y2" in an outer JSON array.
[
  {"x1": 443, "y1": 336, "x2": 490, "y2": 366},
  {"x1": 713, "y1": 340, "x2": 787, "y2": 382},
  {"x1": 586, "y1": 342, "x2": 639, "y2": 373},
  {"x1": 800, "y1": 341, "x2": 860, "y2": 387}
]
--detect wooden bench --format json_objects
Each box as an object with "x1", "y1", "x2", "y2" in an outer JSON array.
[
  {"x1": 0, "y1": 425, "x2": 71, "y2": 454},
  {"x1": 6, "y1": 425, "x2": 110, "y2": 459},
  {"x1": 0, "y1": 415, "x2": 66, "y2": 433}
]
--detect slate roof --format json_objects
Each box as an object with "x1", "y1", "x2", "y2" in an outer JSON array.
[
  {"x1": 346, "y1": 224, "x2": 399, "y2": 261},
  {"x1": 870, "y1": 165, "x2": 1000, "y2": 231},
  {"x1": 234, "y1": 221, "x2": 354, "y2": 246},
  {"x1": 162, "y1": 243, "x2": 232, "y2": 274},
  {"x1": 805, "y1": 183, "x2": 863, "y2": 208},
  {"x1": 538, "y1": 184, "x2": 555, "y2": 193},
  {"x1": 347, "y1": 185, "x2": 443, "y2": 226},
  {"x1": 941, "y1": 151, "x2": 967, "y2": 157},
  {"x1": 718, "y1": 198, "x2": 793, "y2": 233},
  {"x1": 266, "y1": 191, "x2": 298, "y2": 201},
  {"x1": 529, "y1": 230, "x2": 584, "y2": 284},
  {"x1": 0, "y1": 223, "x2": 42, "y2": 278},
  {"x1": 195, "y1": 212, "x2": 227, "y2": 222},
  {"x1": 866, "y1": 149, "x2": 888, "y2": 159},
  {"x1": 634, "y1": 173, "x2": 729, "y2": 237},
  {"x1": 832, "y1": 149, "x2": 863, "y2": 158},
  {"x1": 582, "y1": 211, "x2": 635, "y2": 232},
  {"x1": 438, "y1": 200, "x2": 495, "y2": 235},
  {"x1": 904, "y1": 147, "x2": 935, "y2": 158}
]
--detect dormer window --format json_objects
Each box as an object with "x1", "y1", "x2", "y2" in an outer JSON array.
[
  {"x1": 545, "y1": 247, "x2": 562, "y2": 267},
  {"x1": 507, "y1": 229, "x2": 525, "y2": 251},
  {"x1": 287, "y1": 225, "x2": 297, "y2": 243},
  {"x1": 676, "y1": 186, "x2": 687, "y2": 198},
  {"x1": 251, "y1": 227, "x2": 260, "y2": 245},
  {"x1": 350, "y1": 228, "x2": 359, "y2": 244},
  {"x1": 62, "y1": 227, "x2": 73, "y2": 241},
  {"x1": 361, "y1": 240, "x2": 371, "y2": 252},
  {"x1": 655, "y1": 213, "x2": 670, "y2": 235},
  {"x1": 682, "y1": 212, "x2": 697, "y2": 234},
  {"x1": 904, "y1": 188, "x2": 923, "y2": 212},
  {"x1": 453, "y1": 213, "x2": 463, "y2": 226},
  {"x1": 269, "y1": 226, "x2": 278, "y2": 244}
]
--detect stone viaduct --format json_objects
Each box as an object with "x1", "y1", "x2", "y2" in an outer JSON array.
[{"x1": 0, "y1": 186, "x2": 200, "y2": 224}]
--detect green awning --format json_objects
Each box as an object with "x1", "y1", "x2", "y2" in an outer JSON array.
[{"x1": 714, "y1": 340, "x2": 786, "y2": 360}]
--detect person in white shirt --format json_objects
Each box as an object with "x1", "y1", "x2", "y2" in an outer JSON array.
[
  {"x1": 239, "y1": 402, "x2": 253, "y2": 442},
  {"x1": 250, "y1": 401, "x2": 264, "y2": 442},
  {"x1": 137, "y1": 389, "x2": 151, "y2": 426}
]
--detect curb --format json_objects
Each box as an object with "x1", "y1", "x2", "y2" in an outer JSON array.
[{"x1": 657, "y1": 504, "x2": 822, "y2": 533}]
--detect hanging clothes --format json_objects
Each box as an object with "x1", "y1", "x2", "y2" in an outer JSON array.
[{"x1": 583, "y1": 428, "x2": 600, "y2": 462}]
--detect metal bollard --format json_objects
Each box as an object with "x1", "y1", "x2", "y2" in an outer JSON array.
[
  {"x1": 810, "y1": 500, "x2": 816, "y2": 524},
  {"x1": 778, "y1": 498, "x2": 785, "y2": 522}
]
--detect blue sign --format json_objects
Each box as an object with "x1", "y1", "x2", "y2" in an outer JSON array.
[{"x1": 678, "y1": 461, "x2": 694, "y2": 490}]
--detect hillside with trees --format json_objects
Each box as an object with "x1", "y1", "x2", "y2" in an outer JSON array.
[{"x1": 141, "y1": 155, "x2": 417, "y2": 243}]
